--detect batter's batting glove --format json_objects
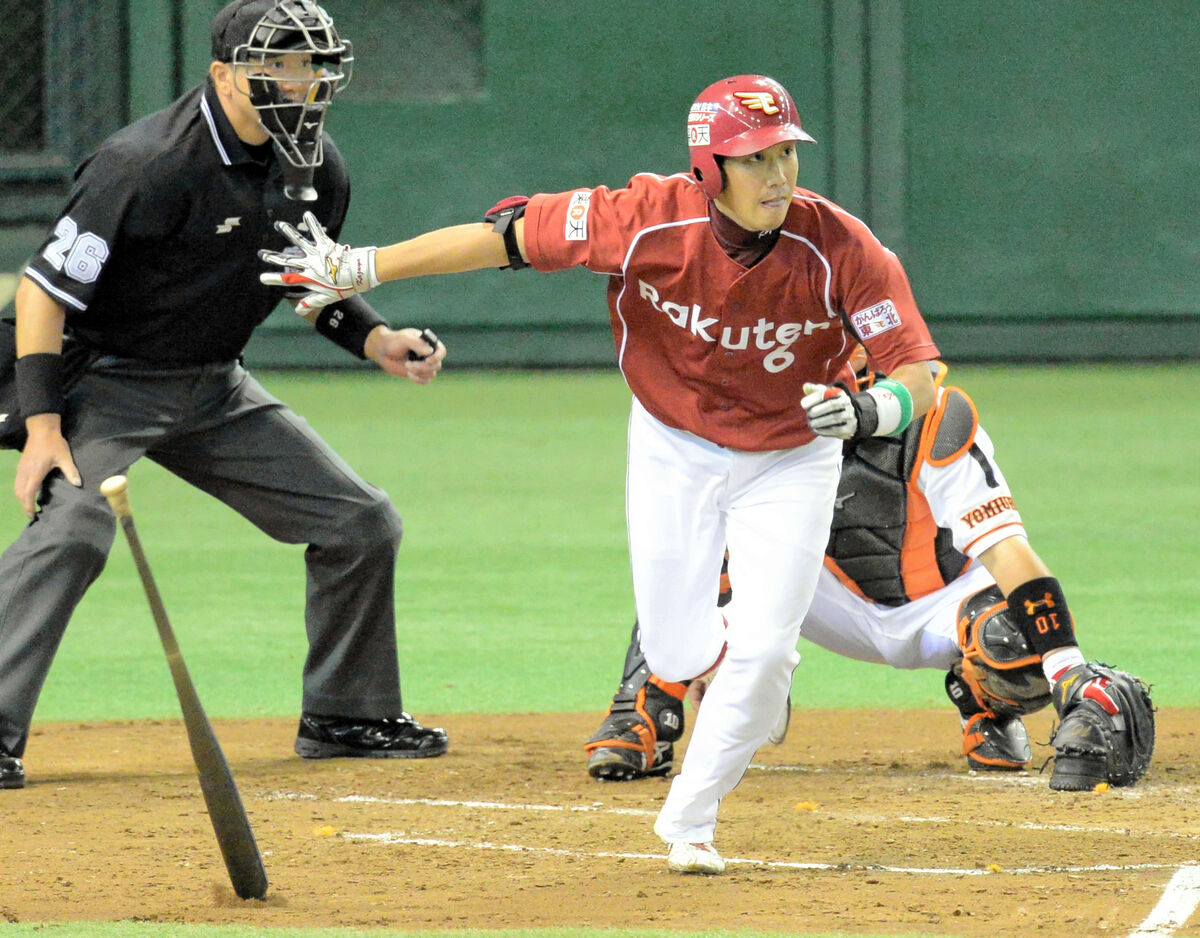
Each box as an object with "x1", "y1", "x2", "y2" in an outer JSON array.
[
  {"x1": 289, "y1": 290, "x2": 338, "y2": 318},
  {"x1": 802, "y1": 379, "x2": 913, "y2": 440},
  {"x1": 259, "y1": 211, "x2": 380, "y2": 301},
  {"x1": 801, "y1": 382, "x2": 879, "y2": 439}
]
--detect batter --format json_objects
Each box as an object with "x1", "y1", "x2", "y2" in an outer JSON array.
[{"x1": 261, "y1": 74, "x2": 941, "y2": 874}]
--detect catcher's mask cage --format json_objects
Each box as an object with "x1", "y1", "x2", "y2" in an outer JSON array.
[{"x1": 230, "y1": 1, "x2": 352, "y2": 194}]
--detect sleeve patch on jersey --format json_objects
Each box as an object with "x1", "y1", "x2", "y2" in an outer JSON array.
[
  {"x1": 42, "y1": 215, "x2": 110, "y2": 284},
  {"x1": 960, "y1": 495, "x2": 1018, "y2": 531},
  {"x1": 565, "y1": 190, "x2": 591, "y2": 241},
  {"x1": 850, "y1": 299, "x2": 901, "y2": 340}
]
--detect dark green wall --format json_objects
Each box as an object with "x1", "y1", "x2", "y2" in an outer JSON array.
[
  {"x1": 258, "y1": 0, "x2": 1196, "y2": 365},
  {"x1": 6, "y1": 0, "x2": 1197, "y2": 365},
  {"x1": 901, "y1": 0, "x2": 1199, "y2": 359},
  {"x1": 244, "y1": 0, "x2": 835, "y2": 367}
]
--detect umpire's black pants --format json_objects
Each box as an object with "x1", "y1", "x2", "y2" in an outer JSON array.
[{"x1": 0, "y1": 357, "x2": 406, "y2": 756}]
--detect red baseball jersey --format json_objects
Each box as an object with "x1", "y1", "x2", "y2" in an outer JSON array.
[{"x1": 523, "y1": 173, "x2": 939, "y2": 451}]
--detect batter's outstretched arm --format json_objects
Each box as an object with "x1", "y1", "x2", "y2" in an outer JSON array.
[
  {"x1": 260, "y1": 215, "x2": 526, "y2": 298},
  {"x1": 802, "y1": 358, "x2": 936, "y2": 441},
  {"x1": 374, "y1": 221, "x2": 525, "y2": 281}
]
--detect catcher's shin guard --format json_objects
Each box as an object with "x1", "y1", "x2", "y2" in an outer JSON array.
[
  {"x1": 1049, "y1": 662, "x2": 1155, "y2": 791},
  {"x1": 585, "y1": 622, "x2": 687, "y2": 781},
  {"x1": 946, "y1": 667, "x2": 1031, "y2": 770},
  {"x1": 956, "y1": 585, "x2": 1051, "y2": 719}
]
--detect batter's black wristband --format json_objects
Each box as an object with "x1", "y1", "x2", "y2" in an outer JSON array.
[
  {"x1": 314, "y1": 295, "x2": 387, "y2": 360},
  {"x1": 1006, "y1": 576, "x2": 1078, "y2": 656},
  {"x1": 15, "y1": 352, "x2": 66, "y2": 417},
  {"x1": 847, "y1": 390, "x2": 880, "y2": 440},
  {"x1": 484, "y1": 200, "x2": 530, "y2": 270}
]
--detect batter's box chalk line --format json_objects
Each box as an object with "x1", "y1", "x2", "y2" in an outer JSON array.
[
  {"x1": 340, "y1": 830, "x2": 1179, "y2": 877},
  {"x1": 750, "y1": 761, "x2": 1198, "y2": 796},
  {"x1": 266, "y1": 788, "x2": 1200, "y2": 931},
  {"x1": 1126, "y1": 864, "x2": 1200, "y2": 938},
  {"x1": 262, "y1": 789, "x2": 1199, "y2": 844}
]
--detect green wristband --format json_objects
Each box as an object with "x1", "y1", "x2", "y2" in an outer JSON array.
[{"x1": 871, "y1": 378, "x2": 914, "y2": 436}]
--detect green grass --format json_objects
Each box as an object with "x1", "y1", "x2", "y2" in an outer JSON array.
[
  {"x1": 0, "y1": 365, "x2": 1194, "y2": 725},
  {"x1": 0, "y1": 365, "x2": 1192, "y2": 938}
]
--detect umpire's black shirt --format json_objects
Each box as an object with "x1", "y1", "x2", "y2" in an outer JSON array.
[{"x1": 23, "y1": 81, "x2": 350, "y2": 364}]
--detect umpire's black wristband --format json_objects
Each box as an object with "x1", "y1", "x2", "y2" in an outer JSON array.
[
  {"x1": 314, "y1": 295, "x2": 388, "y2": 360},
  {"x1": 15, "y1": 352, "x2": 65, "y2": 417}
]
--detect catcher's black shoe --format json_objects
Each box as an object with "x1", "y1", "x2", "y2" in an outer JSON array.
[
  {"x1": 0, "y1": 744, "x2": 24, "y2": 790},
  {"x1": 588, "y1": 740, "x2": 674, "y2": 781},
  {"x1": 962, "y1": 712, "x2": 1031, "y2": 771},
  {"x1": 295, "y1": 712, "x2": 448, "y2": 759},
  {"x1": 585, "y1": 679, "x2": 685, "y2": 781}
]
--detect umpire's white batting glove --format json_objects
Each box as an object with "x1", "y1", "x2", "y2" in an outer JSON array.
[{"x1": 259, "y1": 211, "x2": 380, "y2": 301}]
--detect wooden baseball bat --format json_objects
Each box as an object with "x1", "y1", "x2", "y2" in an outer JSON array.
[{"x1": 101, "y1": 474, "x2": 268, "y2": 901}]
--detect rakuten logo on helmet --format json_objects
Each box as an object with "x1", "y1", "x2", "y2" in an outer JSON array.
[
  {"x1": 638, "y1": 279, "x2": 830, "y2": 374},
  {"x1": 734, "y1": 92, "x2": 780, "y2": 115}
]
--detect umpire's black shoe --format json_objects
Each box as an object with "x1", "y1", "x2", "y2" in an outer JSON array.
[
  {"x1": 0, "y1": 745, "x2": 25, "y2": 789},
  {"x1": 295, "y1": 712, "x2": 448, "y2": 759}
]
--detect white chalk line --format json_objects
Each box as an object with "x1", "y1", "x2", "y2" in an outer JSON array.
[
  {"x1": 1126, "y1": 864, "x2": 1200, "y2": 938},
  {"x1": 340, "y1": 830, "x2": 1179, "y2": 877},
  {"x1": 750, "y1": 762, "x2": 1199, "y2": 796},
  {"x1": 268, "y1": 788, "x2": 1198, "y2": 928},
  {"x1": 835, "y1": 811, "x2": 1200, "y2": 841},
  {"x1": 265, "y1": 790, "x2": 656, "y2": 817},
  {"x1": 264, "y1": 789, "x2": 1199, "y2": 841}
]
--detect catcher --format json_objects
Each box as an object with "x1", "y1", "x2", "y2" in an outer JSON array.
[{"x1": 587, "y1": 355, "x2": 1154, "y2": 792}]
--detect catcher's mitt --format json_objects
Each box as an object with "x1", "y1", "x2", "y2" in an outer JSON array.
[{"x1": 1049, "y1": 662, "x2": 1155, "y2": 791}]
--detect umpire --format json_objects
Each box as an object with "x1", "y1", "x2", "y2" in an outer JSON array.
[{"x1": 0, "y1": 0, "x2": 448, "y2": 791}]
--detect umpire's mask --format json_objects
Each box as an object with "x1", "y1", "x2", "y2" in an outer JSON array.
[{"x1": 217, "y1": 0, "x2": 353, "y2": 199}]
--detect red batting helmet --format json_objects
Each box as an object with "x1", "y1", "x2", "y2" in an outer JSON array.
[{"x1": 687, "y1": 75, "x2": 816, "y2": 199}]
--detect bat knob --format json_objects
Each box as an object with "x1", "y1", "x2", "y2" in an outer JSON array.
[
  {"x1": 101, "y1": 475, "x2": 131, "y2": 517},
  {"x1": 100, "y1": 475, "x2": 128, "y2": 498}
]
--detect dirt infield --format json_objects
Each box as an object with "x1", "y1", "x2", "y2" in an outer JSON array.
[{"x1": 1, "y1": 708, "x2": 1197, "y2": 937}]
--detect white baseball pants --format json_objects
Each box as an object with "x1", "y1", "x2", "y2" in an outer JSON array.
[
  {"x1": 625, "y1": 399, "x2": 841, "y2": 844},
  {"x1": 795, "y1": 562, "x2": 997, "y2": 669}
]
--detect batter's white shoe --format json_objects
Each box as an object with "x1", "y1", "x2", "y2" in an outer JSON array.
[{"x1": 666, "y1": 841, "x2": 726, "y2": 874}]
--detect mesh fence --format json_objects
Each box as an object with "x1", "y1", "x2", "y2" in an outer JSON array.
[
  {"x1": 331, "y1": 0, "x2": 483, "y2": 104},
  {"x1": 1, "y1": 0, "x2": 125, "y2": 162},
  {"x1": 2, "y1": 2, "x2": 46, "y2": 152}
]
